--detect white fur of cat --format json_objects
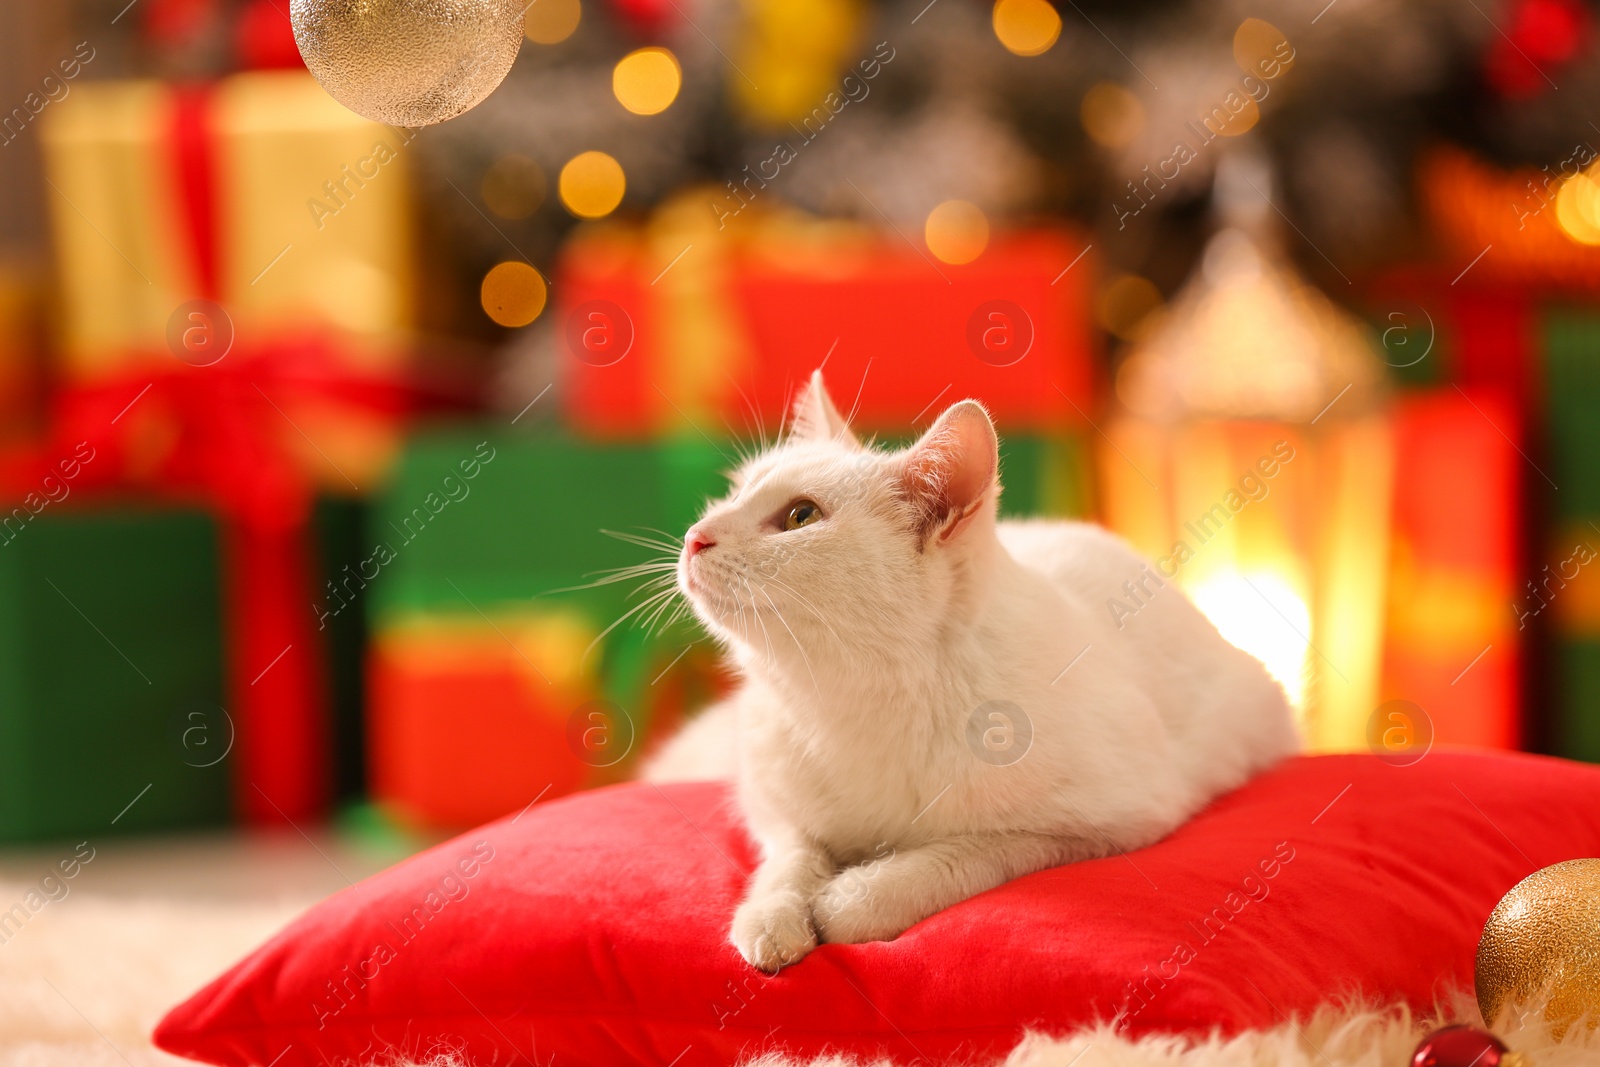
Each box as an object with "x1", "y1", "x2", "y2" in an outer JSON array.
[{"x1": 644, "y1": 371, "x2": 1299, "y2": 972}]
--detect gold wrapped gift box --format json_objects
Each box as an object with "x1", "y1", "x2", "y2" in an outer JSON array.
[{"x1": 41, "y1": 70, "x2": 414, "y2": 379}]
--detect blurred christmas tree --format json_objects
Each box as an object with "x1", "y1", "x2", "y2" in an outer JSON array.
[{"x1": 18, "y1": 0, "x2": 1600, "y2": 388}]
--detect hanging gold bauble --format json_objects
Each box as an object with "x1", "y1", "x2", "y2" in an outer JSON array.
[
  {"x1": 1476, "y1": 858, "x2": 1600, "y2": 1037},
  {"x1": 290, "y1": 0, "x2": 525, "y2": 127}
]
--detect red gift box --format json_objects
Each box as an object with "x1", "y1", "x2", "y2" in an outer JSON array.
[
  {"x1": 1381, "y1": 387, "x2": 1522, "y2": 749},
  {"x1": 558, "y1": 228, "x2": 1097, "y2": 438}
]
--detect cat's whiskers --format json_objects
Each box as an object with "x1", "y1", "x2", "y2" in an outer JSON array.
[
  {"x1": 549, "y1": 562, "x2": 677, "y2": 596},
  {"x1": 585, "y1": 583, "x2": 681, "y2": 662},
  {"x1": 691, "y1": 558, "x2": 740, "y2": 640},
  {"x1": 640, "y1": 580, "x2": 688, "y2": 636},
  {"x1": 583, "y1": 522, "x2": 711, "y2": 651},
  {"x1": 762, "y1": 574, "x2": 850, "y2": 652},
  {"x1": 754, "y1": 583, "x2": 822, "y2": 695},
  {"x1": 633, "y1": 526, "x2": 688, "y2": 549},
  {"x1": 728, "y1": 377, "x2": 769, "y2": 455},
  {"x1": 661, "y1": 584, "x2": 690, "y2": 620},
  {"x1": 775, "y1": 374, "x2": 795, "y2": 442},
  {"x1": 724, "y1": 582, "x2": 749, "y2": 646},
  {"x1": 727, "y1": 576, "x2": 754, "y2": 648},
  {"x1": 600, "y1": 528, "x2": 683, "y2": 554},
  {"x1": 625, "y1": 573, "x2": 678, "y2": 600},
  {"x1": 719, "y1": 419, "x2": 761, "y2": 470},
  {"x1": 736, "y1": 576, "x2": 758, "y2": 647},
  {"x1": 740, "y1": 576, "x2": 774, "y2": 662}
]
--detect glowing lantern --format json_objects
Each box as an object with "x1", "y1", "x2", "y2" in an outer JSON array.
[{"x1": 1101, "y1": 156, "x2": 1393, "y2": 749}]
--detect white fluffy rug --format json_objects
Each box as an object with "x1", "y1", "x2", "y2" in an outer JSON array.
[
  {"x1": 2, "y1": 876, "x2": 1594, "y2": 1067},
  {"x1": 0, "y1": 882, "x2": 302, "y2": 1066},
  {"x1": 827, "y1": 999, "x2": 1600, "y2": 1066}
]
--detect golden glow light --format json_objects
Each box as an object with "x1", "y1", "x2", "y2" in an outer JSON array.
[
  {"x1": 924, "y1": 200, "x2": 990, "y2": 265},
  {"x1": 480, "y1": 261, "x2": 548, "y2": 327},
  {"x1": 1081, "y1": 82, "x2": 1144, "y2": 149},
  {"x1": 992, "y1": 0, "x2": 1061, "y2": 57},
  {"x1": 1556, "y1": 171, "x2": 1600, "y2": 245},
  {"x1": 1215, "y1": 97, "x2": 1260, "y2": 137},
  {"x1": 1233, "y1": 18, "x2": 1294, "y2": 77},
  {"x1": 1097, "y1": 273, "x2": 1163, "y2": 340},
  {"x1": 481, "y1": 154, "x2": 546, "y2": 219},
  {"x1": 1190, "y1": 571, "x2": 1311, "y2": 708},
  {"x1": 729, "y1": 0, "x2": 859, "y2": 125},
  {"x1": 613, "y1": 47, "x2": 682, "y2": 115},
  {"x1": 525, "y1": 0, "x2": 581, "y2": 44},
  {"x1": 559, "y1": 150, "x2": 626, "y2": 219}
]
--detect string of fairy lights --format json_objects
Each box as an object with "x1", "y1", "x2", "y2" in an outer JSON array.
[
  {"x1": 476, "y1": 0, "x2": 673, "y2": 326},
  {"x1": 476, "y1": 0, "x2": 1103, "y2": 328}
]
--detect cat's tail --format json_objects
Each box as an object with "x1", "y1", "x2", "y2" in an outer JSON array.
[{"x1": 639, "y1": 698, "x2": 741, "y2": 782}]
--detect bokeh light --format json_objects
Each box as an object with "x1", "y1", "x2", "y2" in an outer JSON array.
[
  {"x1": 731, "y1": 0, "x2": 858, "y2": 125},
  {"x1": 992, "y1": 0, "x2": 1061, "y2": 57},
  {"x1": 1214, "y1": 96, "x2": 1260, "y2": 137},
  {"x1": 525, "y1": 0, "x2": 581, "y2": 45},
  {"x1": 1556, "y1": 171, "x2": 1600, "y2": 245},
  {"x1": 925, "y1": 200, "x2": 990, "y2": 265},
  {"x1": 481, "y1": 154, "x2": 546, "y2": 219},
  {"x1": 1081, "y1": 82, "x2": 1145, "y2": 149},
  {"x1": 1232, "y1": 18, "x2": 1294, "y2": 78},
  {"x1": 613, "y1": 47, "x2": 682, "y2": 115},
  {"x1": 1097, "y1": 273, "x2": 1164, "y2": 340},
  {"x1": 559, "y1": 150, "x2": 626, "y2": 218},
  {"x1": 480, "y1": 262, "x2": 548, "y2": 327}
]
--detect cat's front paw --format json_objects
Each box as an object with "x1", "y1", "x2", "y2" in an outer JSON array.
[
  {"x1": 731, "y1": 891, "x2": 816, "y2": 973},
  {"x1": 811, "y1": 867, "x2": 911, "y2": 945}
]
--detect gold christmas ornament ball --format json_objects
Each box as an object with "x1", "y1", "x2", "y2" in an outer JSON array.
[
  {"x1": 1476, "y1": 858, "x2": 1600, "y2": 1036},
  {"x1": 290, "y1": 0, "x2": 526, "y2": 127}
]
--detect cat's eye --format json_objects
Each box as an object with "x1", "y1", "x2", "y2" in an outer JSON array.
[{"x1": 783, "y1": 499, "x2": 822, "y2": 530}]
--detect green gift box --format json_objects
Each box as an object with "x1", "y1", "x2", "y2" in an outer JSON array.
[
  {"x1": 1541, "y1": 308, "x2": 1600, "y2": 763},
  {"x1": 1544, "y1": 309, "x2": 1600, "y2": 518},
  {"x1": 364, "y1": 428, "x2": 727, "y2": 630},
  {"x1": 996, "y1": 434, "x2": 1092, "y2": 519},
  {"x1": 0, "y1": 504, "x2": 228, "y2": 841}
]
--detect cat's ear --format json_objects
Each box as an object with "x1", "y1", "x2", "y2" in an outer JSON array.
[
  {"x1": 790, "y1": 370, "x2": 859, "y2": 448},
  {"x1": 899, "y1": 400, "x2": 998, "y2": 542}
]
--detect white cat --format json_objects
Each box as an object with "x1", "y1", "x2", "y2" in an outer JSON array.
[{"x1": 645, "y1": 371, "x2": 1299, "y2": 972}]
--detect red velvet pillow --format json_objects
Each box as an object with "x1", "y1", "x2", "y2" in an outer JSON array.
[{"x1": 156, "y1": 751, "x2": 1600, "y2": 1067}]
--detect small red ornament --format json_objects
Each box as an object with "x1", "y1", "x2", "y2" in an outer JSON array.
[{"x1": 1411, "y1": 1024, "x2": 1528, "y2": 1067}]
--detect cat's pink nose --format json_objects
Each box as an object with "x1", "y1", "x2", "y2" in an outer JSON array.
[{"x1": 685, "y1": 525, "x2": 716, "y2": 559}]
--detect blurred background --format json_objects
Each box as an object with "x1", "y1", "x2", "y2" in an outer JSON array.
[{"x1": 0, "y1": 0, "x2": 1596, "y2": 869}]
